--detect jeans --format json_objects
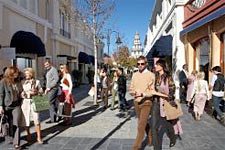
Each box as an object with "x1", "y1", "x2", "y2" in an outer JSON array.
[
  {"x1": 118, "y1": 90, "x2": 126, "y2": 109},
  {"x1": 212, "y1": 95, "x2": 224, "y2": 118}
]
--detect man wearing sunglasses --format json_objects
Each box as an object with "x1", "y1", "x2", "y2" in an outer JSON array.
[{"x1": 129, "y1": 56, "x2": 155, "y2": 150}]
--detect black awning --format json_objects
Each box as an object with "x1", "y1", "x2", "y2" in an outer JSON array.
[
  {"x1": 78, "y1": 52, "x2": 91, "y2": 64},
  {"x1": 149, "y1": 35, "x2": 172, "y2": 58},
  {"x1": 10, "y1": 31, "x2": 46, "y2": 57},
  {"x1": 89, "y1": 55, "x2": 94, "y2": 65}
]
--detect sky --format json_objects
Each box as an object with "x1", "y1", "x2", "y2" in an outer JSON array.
[{"x1": 104, "y1": 0, "x2": 155, "y2": 55}]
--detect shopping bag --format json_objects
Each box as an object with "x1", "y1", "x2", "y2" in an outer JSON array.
[
  {"x1": 32, "y1": 95, "x2": 50, "y2": 112},
  {"x1": 88, "y1": 86, "x2": 95, "y2": 97},
  {"x1": 0, "y1": 115, "x2": 8, "y2": 137},
  {"x1": 58, "y1": 102, "x2": 72, "y2": 117},
  {"x1": 164, "y1": 100, "x2": 183, "y2": 120}
]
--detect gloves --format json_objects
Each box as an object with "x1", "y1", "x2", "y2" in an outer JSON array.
[{"x1": 0, "y1": 106, "x2": 4, "y2": 115}]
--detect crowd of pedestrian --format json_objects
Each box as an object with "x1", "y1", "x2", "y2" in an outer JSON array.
[
  {"x1": 1, "y1": 55, "x2": 225, "y2": 150},
  {"x1": 0, "y1": 59, "x2": 75, "y2": 149}
]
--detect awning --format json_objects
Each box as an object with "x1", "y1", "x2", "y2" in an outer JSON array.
[
  {"x1": 10, "y1": 31, "x2": 46, "y2": 57},
  {"x1": 180, "y1": 6, "x2": 225, "y2": 36},
  {"x1": 148, "y1": 35, "x2": 172, "y2": 58},
  {"x1": 89, "y1": 55, "x2": 94, "y2": 65},
  {"x1": 78, "y1": 52, "x2": 91, "y2": 64}
]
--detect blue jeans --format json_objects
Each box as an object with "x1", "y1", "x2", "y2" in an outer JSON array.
[
  {"x1": 212, "y1": 95, "x2": 224, "y2": 118},
  {"x1": 118, "y1": 90, "x2": 126, "y2": 109}
]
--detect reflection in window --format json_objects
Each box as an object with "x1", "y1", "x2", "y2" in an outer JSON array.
[{"x1": 223, "y1": 34, "x2": 225, "y2": 73}]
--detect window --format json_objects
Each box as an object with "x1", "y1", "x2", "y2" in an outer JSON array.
[
  {"x1": 29, "y1": 0, "x2": 36, "y2": 14},
  {"x1": 59, "y1": 9, "x2": 71, "y2": 38},
  {"x1": 19, "y1": 0, "x2": 27, "y2": 9},
  {"x1": 11, "y1": 0, "x2": 17, "y2": 4},
  {"x1": 223, "y1": 33, "x2": 225, "y2": 73},
  {"x1": 195, "y1": 38, "x2": 209, "y2": 80}
]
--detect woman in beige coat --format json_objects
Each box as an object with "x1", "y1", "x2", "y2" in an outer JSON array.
[{"x1": 21, "y1": 68, "x2": 43, "y2": 144}]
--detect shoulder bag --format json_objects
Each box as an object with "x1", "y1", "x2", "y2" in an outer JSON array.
[{"x1": 163, "y1": 100, "x2": 183, "y2": 120}]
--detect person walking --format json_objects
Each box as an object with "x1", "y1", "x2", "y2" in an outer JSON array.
[
  {"x1": 129, "y1": 56, "x2": 167, "y2": 150},
  {"x1": 118, "y1": 67, "x2": 129, "y2": 111},
  {"x1": 179, "y1": 64, "x2": 188, "y2": 103},
  {"x1": 100, "y1": 70, "x2": 111, "y2": 109},
  {"x1": 21, "y1": 68, "x2": 44, "y2": 144},
  {"x1": 210, "y1": 66, "x2": 225, "y2": 123},
  {"x1": 154, "y1": 59, "x2": 178, "y2": 149},
  {"x1": 44, "y1": 59, "x2": 59, "y2": 123},
  {"x1": 58, "y1": 64, "x2": 75, "y2": 125},
  {"x1": 110, "y1": 70, "x2": 119, "y2": 110},
  {"x1": 186, "y1": 70, "x2": 197, "y2": 107},
  {"x1": 0, "y1": 66, "x2": 23, "y2": 149},
  {"x1": 190, "y1": 71, "x2": 210, "y2": 120}
]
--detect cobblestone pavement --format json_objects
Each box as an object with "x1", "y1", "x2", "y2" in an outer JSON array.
[{"x1": 1, "y1": 83, "x2": 225, "y2": 150}]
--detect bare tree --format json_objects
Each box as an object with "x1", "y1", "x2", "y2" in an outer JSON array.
[{"x1": 74, "y1": 0, "x2": 115, "y2": 105}]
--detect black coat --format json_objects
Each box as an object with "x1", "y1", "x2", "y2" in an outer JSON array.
[{"x1": 179, "y1": 70, "x2": 188, "y2": 88}]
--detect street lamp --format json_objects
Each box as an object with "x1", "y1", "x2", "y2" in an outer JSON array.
[{"x1": 107, "y1": 29, "x2": 122, "y2": 56}]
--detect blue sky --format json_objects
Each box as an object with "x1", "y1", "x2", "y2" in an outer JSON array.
[{"x1": 104, "y1": 0, "x2": 155, "y2": 55}]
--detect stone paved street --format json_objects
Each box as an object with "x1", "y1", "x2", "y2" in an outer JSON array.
[{"x1": 1, "y1": 84, "x2": 225, "y2": 150}]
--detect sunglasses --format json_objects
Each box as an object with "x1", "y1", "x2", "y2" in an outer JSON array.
[{"x1": 137, "y1": 63, "x2": 145, "y2": 66}]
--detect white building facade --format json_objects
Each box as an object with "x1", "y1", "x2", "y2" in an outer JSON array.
[
  {"x1": 144, "y1": 0, "x2": 189, "y2": 99},
  {"x1": 0, "y1": 0, "x2": 103, "y2": 83},
  {"x1": 131, "y1": 32, "x2": 143, "y2": 58}
]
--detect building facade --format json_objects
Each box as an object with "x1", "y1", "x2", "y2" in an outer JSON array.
[
  {"x1": 131, "y1": 32, "x2": 143, "y2": 58},
  {"x1": 180, "y1": 0, "x2": 225, "y2": 81},
  {"x1": 0, "y1": 0, "x2": 103, "y2": 83},
  {"x1": 144, "y1": 0, "x2": 188, "y2": 77}
]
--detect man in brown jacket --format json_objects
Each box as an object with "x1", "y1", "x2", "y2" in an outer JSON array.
[{"x1": 129, "y1": 56, "x2": 155, "y2": 150}]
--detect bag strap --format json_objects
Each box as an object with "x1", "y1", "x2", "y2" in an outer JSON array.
[{"x1": 0, "y1": 115, "x2": 4, "y2": 132}]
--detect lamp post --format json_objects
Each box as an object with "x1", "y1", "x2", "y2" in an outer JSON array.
[{"x1": 107, "y1": 29, "x2": 122, "y2": 56}]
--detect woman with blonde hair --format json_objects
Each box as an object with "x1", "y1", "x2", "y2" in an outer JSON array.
[
  {"x1": 191, "y1": 71, "x2": 210, "y2": 120},
  {"x1": 59, "y1": 64, "x2": 75, "y2": 125},
  {"x1": 0, "y1": 66, "x2": 23, "y2": 149},
  {"x1": 21, "y1": 67, "x2": 43, "y2": 144}
]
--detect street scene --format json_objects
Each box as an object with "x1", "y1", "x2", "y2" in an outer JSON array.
[
  {"x1": 1, "y1": 0, "x2": 225, "y2": 150},
  {"x1": 1, "y1": 82, "x2": 225, "y2": 150}
]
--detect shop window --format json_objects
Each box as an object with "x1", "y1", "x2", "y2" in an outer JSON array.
[
  {"x1": 195, "y1": 39, "x2": 209, "y2": 80},
  {"x1": 29, "y1": 0, "x2": 36, "y2": 14}
]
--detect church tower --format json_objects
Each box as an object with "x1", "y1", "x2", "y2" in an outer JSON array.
[{"x1": 131, "y1": 32, "x2": 143, "y2": 58}]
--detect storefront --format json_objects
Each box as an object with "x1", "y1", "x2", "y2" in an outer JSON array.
[{"x1": 180, "y1": 0, "x2": 225, "y2": 81}]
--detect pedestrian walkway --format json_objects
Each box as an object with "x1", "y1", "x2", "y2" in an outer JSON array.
[{"x1": 1, "y1": 84, "x2": 225, "y2": 150}]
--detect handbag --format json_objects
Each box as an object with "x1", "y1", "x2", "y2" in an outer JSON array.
[
  {"x1": 58, "y1": 102, "x2": 72, "y2": 117},
  {"x1": 32, "y1": 95, "x2": 50, "y2": 112},
  {"x1": 88, "y1": 86, "x2": 95, "y2": 97},
  {"x1": 0, "y1": 115, "x2": 9, "y2": 137},
  {"x1": 163, "y1": 100, "x2": 183, "y2": 120}
]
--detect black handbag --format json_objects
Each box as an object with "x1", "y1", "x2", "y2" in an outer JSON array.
[{"x1": 0, "y1": 115, "x2": 9, "y2": 137}]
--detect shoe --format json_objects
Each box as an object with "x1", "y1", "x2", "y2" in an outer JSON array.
[
  {"x1": 169, "y1": 141, "x2": 176, "y2": 147},
  {"x1": 37, "y1": 139, "x2": 44, "y2": 144},
  {"x1": 14, "y1": 145, "x2": 21, "y2": 150},
  {"x1": 176, "y1": 134, "x2": 182, "y2": 140},
  {"x1": 170, "y1": 137, "x2": 176, "y2": 147}
]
